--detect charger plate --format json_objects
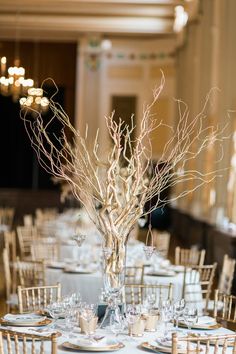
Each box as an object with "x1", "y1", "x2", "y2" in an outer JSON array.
[
  {"x1": 140, "y1": 342, "x2": 203, "y2": 353},
  {"x1": 140, "y1": 342, "x2": 186, "y2": 354},
  {"x1": 178, "y1": 322, "x2": 221, "y2": 330},
  {"x1": 63, "y1": 268, "x2": 94, "y2": 274},
  {"x1": 0, "y1": 318, "x2": 53, "y2": 327},
  {"x1": 62, "y1": 341, "x2": 125, "y2": 352},
  {"x1": 147, "y1": 270, "x2": 176, "y2": 277}
]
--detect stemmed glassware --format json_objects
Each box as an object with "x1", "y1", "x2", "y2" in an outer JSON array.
[
  {"x1": 183, "y1": 307, "x2": 198, "y2": 331},
  {"x1": 145, "y1": 293, "x2": 156, "y2": 313},
  {"x1": 110, "y1": 313, "x2": 125, "y2": 339},
  {"x1": 173, "y1": 299, "x2": 185, "y2": 331},
  {"x1": 47, "y1": 301, "x2": 64, "y2": 329},
  {"x1": 80, "y1": 304, "x2": 97, "y2": 341},
  {"x1": 72, "y1": 232, "x2": 86, "y2": 247},
  {"x1": 161, "y1": 301, "x2": 173, "y2": 340},
  {"x1": 125, "y1": 305, "x2": 141, "y2": 338}
]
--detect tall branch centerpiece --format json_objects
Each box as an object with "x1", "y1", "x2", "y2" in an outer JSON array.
[{"x1": 21, "y1": 75, "x2": 226, "y2": 324}]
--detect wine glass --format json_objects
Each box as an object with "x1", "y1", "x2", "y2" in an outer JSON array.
[
  {"x1": 126, "y1": 305, "x2": 141, "y2": 338},
  {"x1": 146, "y1": 293, "x2": 156, "y2": 312},
  {"x1": 173, "y1": 299, "x2": 185, "y2": 331},
  {"x1": 183, "y1": 307, "x2": 198, "y2": 332},
  {"x1": 110, "y1": 313, "x2": 125, "y2": 339},
  {"x1": 47, "y1": 301, "x2": 64, "y2": 329},
  {"x1": 80, "y1": 304, "x2": 97, "y2": 340},
  {"x1": 161, "y1": 303, "x2": 173, "y2": 340}
]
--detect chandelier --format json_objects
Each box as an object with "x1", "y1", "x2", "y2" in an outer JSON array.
[
  {"x1": 0, "y1": 57, "x2": 34, "y2": 102},
  {"x1": 19, "y1": 41, "x2": 49, "y2": 114},
  {"x1": 19, "y1": 87, "x2": 49, "y2": 112}
]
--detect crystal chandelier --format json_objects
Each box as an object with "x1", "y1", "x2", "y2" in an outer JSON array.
[
  {"x1": 19, "y1": 41, "x2": 49, "y2": 114},
  {"x1": 19, "y1": 87, "x2": 49, "y2": 112},
  {"x1": 0, "y1": 57, "x2": 34, "y2": 102}
]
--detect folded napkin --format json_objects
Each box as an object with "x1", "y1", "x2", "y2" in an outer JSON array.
[
  {"x1": 154, "y1": 339, "x2": 200, "y2": 351},
  {"x1": 0, "y1": 325, "x2": 56, "y2": 337},
  {"x1": 197, "y1": 316, "x2": 216, "y2": 325},
  {"x1": 69, "y1": 337, "x2": 116, "y2": 348},
  {"x1": 3, "y1": 314, "x2": 46, "y2": 323}
]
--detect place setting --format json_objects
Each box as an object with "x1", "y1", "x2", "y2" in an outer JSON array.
[{"x1": 0, "y1": 313, "x2": 62, "y2": 339}]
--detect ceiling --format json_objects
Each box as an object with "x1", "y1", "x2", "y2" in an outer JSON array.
[{"x1": 0, "y1": 0, "x2": 199, "y2": 42}]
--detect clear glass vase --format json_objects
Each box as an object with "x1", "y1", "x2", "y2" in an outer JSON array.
[{"x1": 100, "y1": 239, "x2": 126, "y2": 328}]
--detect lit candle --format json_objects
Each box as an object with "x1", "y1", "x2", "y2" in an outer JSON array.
[{"x1": 0, "y1": 56, "x2": 6, "y2": 76}]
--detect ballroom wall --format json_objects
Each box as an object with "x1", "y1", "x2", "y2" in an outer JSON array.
[
  {"x1": 174, "y1": 0, "x2": 236, "y2": 226},
  {"x1": 75, "y1": 37, "x2": 176, "y2": 159}
]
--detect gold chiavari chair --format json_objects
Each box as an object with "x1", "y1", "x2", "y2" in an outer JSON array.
[
  {"x1": 23, "y1": 214, "x2": 34, "y2": 227},
  {"x1": 0, "y1": 329, "x2": 57, "y2": 354},
  {"x1": 124, "y1": 283, "x2": 173, "y2": 306},
  {"x1": 16, "y1": 226, "x2": 38, "y2": 260},
  {"x1": 175, "y1": 246, "x2": 206, "y2": 266},
  {"x1": 18, "y1": 283, "x2": 61, "y2": 313},
  {"x1": 31, "y1": 240, "x2": 60, "y2": 262},
  {"x1": 153, "y1": 230, "x2": 171, "y2": 258},
  {"x1": 35, "y1": 208, "x2": 58, "y2": 223},
  {"x1": 183, "y1": 263, "x2": 217, "y2": 314},
  {"x1": 218, "y1": 254, "x2": 236, "y2": 295},
  {"x1": 0, "y1": 208, "x2": 14, "y2": 230},
  {"x1": 3, "y1": 231, "x2": 17, "y2": 291},
  {"x1": 2, "y1": 248, "x2": 17, "y2": 311},
  {"x1": 214, "y1": 290, "x2": 236, "y2": 324},
  {"x1": 3, "y1": 231, "x2": 16, "y2": 263},
  {"x1": 125, "y1": 266, "x2": 144, "y2": 285},
  {"x1": 172, "y1": 332, "x2": 236, "y2": 354},
  {"x1": 16, "y1": 258, "x2": 46, "y2": 287}
]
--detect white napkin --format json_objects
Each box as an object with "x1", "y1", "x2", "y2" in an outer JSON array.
[
  {"x1": 0, "y1": 326, "x2": 56, "y2": 337},
  {"x1": 154, "y1": 339, "x2": 199, "y2": 351},
  {"x1": 69, "y1": 337, "x2": 115, "y2": 348},
  {"x1": 197, "y1": 316, "x2": 216, "y2": 325},
  {"x1": 3, "y1": 314, "x2": 46, "y2": 323}
]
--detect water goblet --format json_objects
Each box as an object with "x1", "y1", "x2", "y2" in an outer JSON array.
[
  {"x1": 110, "y1": 313, "x2": 125, "y2": 339},
  {"x1": 173, "y1": 299, "x2": 185, "y2": 331},
  {"x1": 47, "y1": 301, "x2": 64, "y2": 329},
  {"x1": 126, "y1": 305, "x2": 141, "y2": 338},
  {"x1": 80, "y1": 304, "x2": 97, "y2": 341},
  {"x1": 161, "y1": 304, "x2": 173, "y2": 339},
  {"x1": 183, "y1": 307, "x2": 198, "y2": 332},
  {"x1": 146, "y1": 293, "x2": 156, "y2": 312}
]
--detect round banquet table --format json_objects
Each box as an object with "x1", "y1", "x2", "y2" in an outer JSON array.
[
  {"x1": 1, "y1": 322, "x2": 234, "y2": 354},
  {"x1": 46, "y1": 268, "x2": 184, "y2": 303}
]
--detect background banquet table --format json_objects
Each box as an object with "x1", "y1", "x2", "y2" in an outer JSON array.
[{"x1": 46, "y1": 268, "x2": 184, "y2": 303}]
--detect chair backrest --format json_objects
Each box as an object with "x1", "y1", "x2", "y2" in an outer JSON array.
[
  {"x1": 0, "y1": 329, "x2": 57, "y2": 354},
  {"x1": 125, "y1": 266, "x2": 144, "y2": 285},
  {"x1": 3, "y1": 232, "x2": 17, "y2": 292},
  {"x1": 35, "y1": 208, "x2": 58, "y2": 223},
  {"x1": 153, "y1": 230, "x2": 171, "y2": 258},
  {"x1": 214, "y1": 289, "x2": 236, "y2": 323},
  {"x1": 0, "y1": 208, "x2": 14, "y2": 229},
  {"x1": 23, "y1": 214, "x2": 34, "y2": 227},
  {"x1": 31, "y1": 240, "x2": 60, "y2": 262},
  {"x1": 183, "y1": 263, "x2": 217, "y2": 313},
  {"x1": 2, "y1": 248, "x2": 12, "y2": 302},
  {"x1": 172, "y1": 332, "x2": 236, "y2": 354},
  {"x1": 3, "y1": 231, "x2": 16, "y2": 263},
  {"x1": 16, "y1": 258, "x2": 46, "y2": 287},
  {"x1": 218, "y1": 254, "x2": 236, "y2": 295},
  {"x1": 16, "y1": 226, "x2": 38, "y2": 260},
  {"x1": 124, "y1": 283, "x2": 173, "y2": 306},
  {"x1": 175, "y1": 246, "x2": 206, "y2": 266},
  {"x1": 17, "y1": 283, "x2": 61, "y2": 313}
]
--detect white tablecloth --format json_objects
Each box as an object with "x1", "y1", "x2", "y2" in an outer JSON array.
[
  {"x1": 2, "y1": 323, "x2": 234, "y2": 354},
  {"x1": 46, "y1": 268, "x2": 184, "y2": 303}
]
